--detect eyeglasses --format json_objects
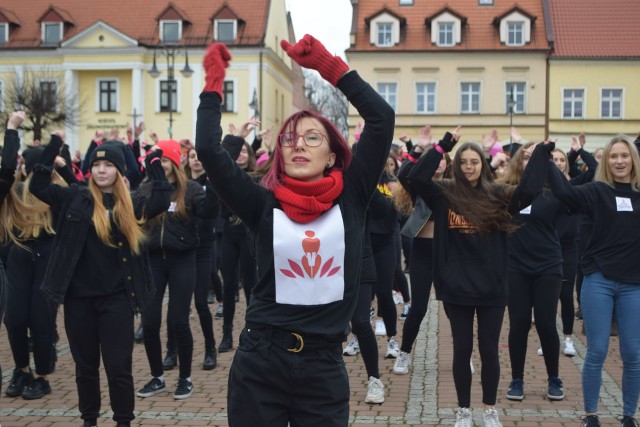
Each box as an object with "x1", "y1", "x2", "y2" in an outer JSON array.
[{"x1": 278, "y1": 132, "x2": 326, "y2": 148}]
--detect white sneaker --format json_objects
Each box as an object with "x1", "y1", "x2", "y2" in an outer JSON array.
[
  {"x1": 392, "y1": 291, "x2": 403, "y2": 305},
  {"x1": 393, "y1": 351, "x2": 410, "y2": 374},
  {"x1": 455, "y1": 407, "x2": 473, "y2": 427},
  {"x1": 482, "y1": 408, "x2": 503, "y2": 427},
  {"x1": 399, "y1": 304, "x2": 411, "y2": 320},
  {"x1": 470, "y1": 359, "x2": 475, "y2": 375},
  {"x1": 385, "y1": 337, "x2": 400, "y2": 358},
  {"x1": 563, "y1": 338, "x2": 576, "y2": 356},
  {"x1": 374, "y1": 319, "x2": 387, "y2": 336},
  {"x1": 364, "y1": 376, "x2": 384, "y2": 404},
  {"x1": 537, "y1": 347, "x2": 544, "y2": 356},
  {"x1": 343, "y1": 336, "x2": 360, "y2": 356}
]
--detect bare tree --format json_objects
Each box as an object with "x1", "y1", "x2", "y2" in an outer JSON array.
[
  {"x1": 1, "y1": 68, "x2": 81, "y2": 141},
  {"x1": 303, "y1": 70, "x2": 349, "y2": 137}
]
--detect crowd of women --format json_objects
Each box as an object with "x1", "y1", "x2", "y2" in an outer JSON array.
[{"x1": 0, "y1": 34, "x2": 638, "y2": 427}]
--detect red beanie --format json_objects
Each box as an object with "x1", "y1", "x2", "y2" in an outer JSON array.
[{"x1": 156, "y1": 139, "x2": 182, "y2": 168}]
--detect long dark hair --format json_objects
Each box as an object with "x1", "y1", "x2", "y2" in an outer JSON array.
[{"x1": 440, "y1": 142, "x2": 516, "y2": 233}]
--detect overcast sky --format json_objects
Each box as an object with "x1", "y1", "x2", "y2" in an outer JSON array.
[{"x1": 285, "y1": 0, "x2": 353, "y2": 58}]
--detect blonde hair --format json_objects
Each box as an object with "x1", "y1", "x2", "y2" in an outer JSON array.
[
  {"x1": 595, "y1": 135, "x2": 640, "y2": 190},
  {"x1": 0, "y1": 172, "x2": 68, "y2": 249},
  {"x1": 89, "y1": 172, "x2": 146, "y2": 255}
]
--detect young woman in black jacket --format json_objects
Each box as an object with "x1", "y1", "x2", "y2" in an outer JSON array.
[
  {"x1": 406, "y1": 129, "x2": 552, "y2": 427},
  {"x1": 137, "y1": 139, "x2": 218, "y2": 400},
  {"x1": 195, "y1": 36, "x2": 394, "y2": 426},
  {"x1": 30, "y1": 136, "x2": 171, "y2": 427}
]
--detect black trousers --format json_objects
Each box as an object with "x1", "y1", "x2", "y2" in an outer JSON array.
[
  {"x1": 220, "y1": 225, "x2": 257, "y2": 328},
  {"x1": 507, "y1": 272, "x2": 562, "y2": 379},
  {"x1": 370, "y1": 232, "x2": 397, "y2": 337},
  {"x1": 210, "y1": 232, "x2": 223, "y2": 302},
  {"x1": 401, "y1": 238, "x2": 433, "y2": 353},
  {"x1": 5, "y1": 240, "x2": 58, "y2": 375},
  {"x1": 144, "y1": 250, "x2": 196, "y2": 379},
  {"x1": 228, "y1": 328, "x2": 349, "y2": 427},
  {"x1": 167, "y1": 242, "x2": 215, "y2": 352},
  {"x1": 392, "y1": 232, "x2": 410, "y2": 303},
  {"x1": 65, "y1": 292, "x2": 134, "y2": 424},
  {"x1": 445, "y1": 302, "x2": 505, "y2": 408},
  {"x1": 350, "y1": 283, "x2": 379, "y2": 378}
]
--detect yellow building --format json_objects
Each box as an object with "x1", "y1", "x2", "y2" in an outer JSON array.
[
  {"x1": 346, "y1": 0, "x2": 551, "y2": 145},
  {"x1": 547, "y1": 0, "x2": 640, "y2": 149},
  {"x1": 0, "y1": 0, "x2": 300, "y2": 153}
]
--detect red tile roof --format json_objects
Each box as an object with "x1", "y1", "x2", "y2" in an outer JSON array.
[
  {"x1": 549, "y1": 0, "x2": 640, "y2": 58},
  {"x1": 349, "y1": 0, "x2": 550, "y2": 52},
  {"x1": 0, "y1": 0, "x2": 270, "y2": 49}
]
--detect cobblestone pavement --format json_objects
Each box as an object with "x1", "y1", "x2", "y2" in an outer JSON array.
[{"x1": 0, "y1": 290, "x2": 629, "y2": 426}]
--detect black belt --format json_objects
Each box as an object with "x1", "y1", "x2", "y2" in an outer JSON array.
[{"x1": 244, "y1": 325, "x2": 344, "y2": 353}]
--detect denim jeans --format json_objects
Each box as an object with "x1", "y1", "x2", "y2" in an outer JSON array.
[{"x1": 581, "y1": 271, "x2": 640, "y2": 417}]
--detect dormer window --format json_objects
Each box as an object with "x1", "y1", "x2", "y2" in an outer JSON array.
[
  {"x1": 495, "y1": 8, "x2": 534, "y2": 47},
  {"x1": 377, "y1": 22, "x2": 393, "y2": 46},
  {"x1": 215, "y1": 19, "x2": 236, "y2": 42},
  {"x1": 507, "y1": 22, "x2": 524, "y2": 46},
  {"x1": 438, "y1": 22, "x2": 454, "y2": 46},
  {"x1": 0, "y1": 23, "x2": 8, "y2": 44},
  {"x1": 160, "y1": 20, "x2": 181, "y2": 43},
  {"x1": 42, "y1": 22, "x2": 62, "y2": 44}
]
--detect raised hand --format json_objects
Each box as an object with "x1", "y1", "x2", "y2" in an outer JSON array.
[
  {"x1": 7, "y1": 111, "x2": 25, "y2": 130},
  {"x1": 570, "y1": 136, "x2": 582, "y2": 152},
  {"x1": 280, "y1": 34, "x2": 349, "y2": 87},
  {"x1": 203, "y1": 43, "x2": 232, "y2": 98},
  {"x1": 418, "y1": 125, "x2": 432, "y2": 147},
  {"x1": 438, "y1": 126, "x2": 461, "y2": 153},
  {"x1": 93, "y1": 130, "x2": 105, "y2": 143}
]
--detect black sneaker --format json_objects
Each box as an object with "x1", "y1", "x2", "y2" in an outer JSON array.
[
  {"x1": 6, "y1": 368, "x2": 34, "y2": 397},
  {"x1": 22, "y1": 377, "x2": 51, "y2": 400},
  {"x1": 203, "y1": 347, "x2": 217, "y2": 370},
  {"x1": 162, "y1": 352, "x2": 177, "y2": 370},
  {"x1": 621, "y1": 416, "x2": 640, "y2": 427},
  {"x1": 582, "y1": 415, "x2": 600, "y2": 427},
  {"x1": 83, "y1": 419, "x2": 97, "y2": 427},
  {"x1": 506, "y1": 378, "x2": 524, "y2": 401},
  {"x1": 576, "y1": 307, "x2": 583, "y2": 320},
  {"x1": 547, "y1": 376, "x2": 565, "y2": 400},
  {"x1": 137, "y1": 377, "x2": 166, "y2": 397},
  {"x1": 173, "y1": 378, "x2": 193, "y2": 400}
]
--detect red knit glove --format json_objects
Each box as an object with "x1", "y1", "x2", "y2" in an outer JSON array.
[
  {"x1": 203, "y1": 43, "x2": 232, "y2": 99},
  {"x1": 280, "y1": 34, "x2": 349, "y2": 87}
]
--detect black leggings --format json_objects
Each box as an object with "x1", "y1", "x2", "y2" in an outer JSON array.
[
  {"x1": 370, "y1": 232, "x2": 397, "y2": 337},
  {"x1": 5, "y1": 239, "x2": 58, "y2": 376},
  {"x1": 559, "y1": 238, "x2": 578, "y2": 335},
  {"x1": 210, "y1": 232, "x2": 223, "y2": 302},
  {"x1": 143, "y1": 251, "x2": 196, "y2": 379},
  {"x1": 445, "y1": 303, "x2": 505, "y2": 408},
  {"x1": 393, "y1": 232, "x2": 410, "y2": 303},
  {"x1": 401, "y1": 238, "x2": 433, "y2": 353},
  {"x1": 167, "y1": 241, "x2": 215, "y2": 353},
  {"x1": 220, "y1": 224, "x2": 257, "y2": 328},
  {"x1": 350, "y1": 283, "x2": 379, "y2": 378},
  {"x1": 507, "y1": 272, "x2": 562, "y2": 380}
]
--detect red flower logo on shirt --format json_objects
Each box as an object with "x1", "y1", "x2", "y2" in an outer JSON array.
[{"x1": 279, "y1": 230, "x2": 341, "y2": 279}]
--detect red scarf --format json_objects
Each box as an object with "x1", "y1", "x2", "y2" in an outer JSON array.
[{"x1": 273, "y1": 171, "x2": 344, "y2": 223}]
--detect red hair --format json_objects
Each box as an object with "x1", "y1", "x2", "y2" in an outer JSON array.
[{"x1": 261, "y1": 110, "x2": 351, "y2": 191}]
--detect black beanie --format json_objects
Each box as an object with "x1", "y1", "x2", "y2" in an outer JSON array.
[
  {"x1": 22, "y1": 146, "x2": 45, "y2": 175},
  {"x1": 89, "y1": 141, "x2": 126, "y2": 175}
]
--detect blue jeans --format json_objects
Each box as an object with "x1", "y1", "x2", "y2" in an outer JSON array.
[{"x1": 581, "y1": 271, "x2": 640, "y2": 416}]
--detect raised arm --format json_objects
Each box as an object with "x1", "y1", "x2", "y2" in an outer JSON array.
[
  {"x1": 0, "y1": 111, "x2": 24, "y2": 203},
  {"x1": 547, "y1": 161, "x2": 590, "y2": 214},
  {"x1": 131, "y1": 149, "x2": 172, "y2": 220},
  {"x1": 507, "y1": 142, "x2": 553, "y2": 214},
  {"x1": 29, "y1": 133, "x2": 72, "y2": 208}
]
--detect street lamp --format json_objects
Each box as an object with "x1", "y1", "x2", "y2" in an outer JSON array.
[
  {"x1": 148, "y1": 45, "x2": 193, "y2": 139},
  {"x1": 507, "y1": 86, "x2": 516, "y2": 147}
]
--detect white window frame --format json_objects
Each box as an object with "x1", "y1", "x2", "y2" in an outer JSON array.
[
  {"x1": 498, "y1": 12, "x2": 531, "y2": 45},
  {"x1": 399, "y1": 0, "x2": 414, "y2": 5},
  {"x1": 376, "y1": 22, "x2": 393, "y2": 47},
  {"x1": 0, "y1": 23, "x2": 8, "y2": 44},
  {"x1": 37, "y1": 79, "x2": 59, "y2": 112},
  {"x1": 377, "y1": 82, "x2": 397, "y2": 111},
  {"x1": 95, "y1": 78, "x2": 120, "y2": 113},
  {"x1": 562, "y1": 88, "x2": 586, "y2": 119},
  {"x1": 600, "y1": 88, "x2": 624, "y2": 119},
  {"x1": 415, "y1": 82, "x2": 436, "y2": 114},
  {"x1": 41, "y1": 22, "x2": 63, "y2": 44},
  {"x1": 479, "y1": 0, "x2": 494, "y2": 4},
  {"x1": 214, "y1": 19, "x2": 237, "y2": 42},
  {"x1": 505, "y1": 82, "x2": 526, "y2": 114},
  {"x1": 506, "y1": 22, "x2": 525, "y2": 46},
  {"x1": 431, "y1": 12, "x2": 462, "y2": 46},
  {"x1": 155, "y1": 78, "x2": 182, "y2": 113},
  {"x1": 160, "y1": 20, "x2": 182, "y2": 43},
  {"x1": 221, "y1": 78, "x2": 238, "y2": 113},
  {"x1": 438, "y1": 22, "x2": 455, "y2": 47},
  {"x1": 460, "y1": 82, "x2": 481, "y2": 114}
]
